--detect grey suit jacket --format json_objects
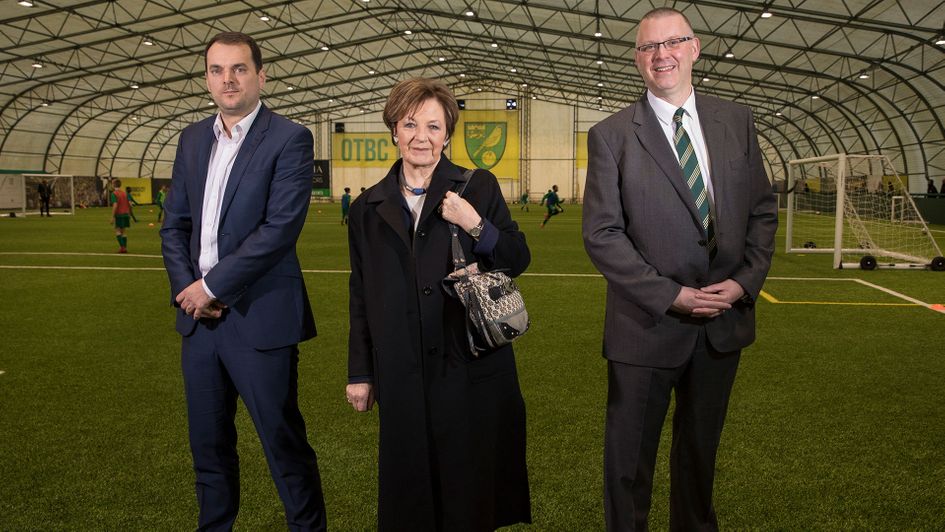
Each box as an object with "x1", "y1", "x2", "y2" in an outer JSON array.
[{"x1": 582, "y1": 92, "x2": 777, "y2": 368}]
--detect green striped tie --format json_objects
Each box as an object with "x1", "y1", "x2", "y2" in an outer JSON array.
[{"x1": 673, "y1": 108, "x2": 716, "y2": 257}]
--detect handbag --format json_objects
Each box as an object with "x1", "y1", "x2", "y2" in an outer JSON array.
[{"x1": 444, "y1": 169, "x2": 530, "y2": 355}]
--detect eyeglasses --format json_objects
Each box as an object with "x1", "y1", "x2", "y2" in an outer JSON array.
[{"x1": 635, "y1": 36, "x2": 694, "y2": 54}]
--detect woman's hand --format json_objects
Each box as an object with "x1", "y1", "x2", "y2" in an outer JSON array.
[
  {"x1": 345, "y1": 383, "x2": 375, "y2": 412},
  {"x1": 441, "y1": 191, "x2": 481, "y2": 233}
]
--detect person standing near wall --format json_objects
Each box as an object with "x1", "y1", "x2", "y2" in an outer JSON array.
[
  {"x1": 38, "y1": 179, "x2": 52, "y2": 217},
  {"x1": 341, "y1": 186, "x2": 351, "y2": 225}
]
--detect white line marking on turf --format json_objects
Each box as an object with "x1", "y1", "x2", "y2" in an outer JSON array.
[
  {"x1": 767, "y1": 276, "x2": 942, "y2": 314},
  {"x1": 851, "y1": 278, "x2": 933, "y2": 308},
  {"x1": 0, "y1": 264, "x2": 607, "y2": 277},
  {"x1": 0, "y1": 251, "x2": 161, "y2": 258},
  {"x1": 0, "y1": 265, "x2": 167, "y2": 271}
]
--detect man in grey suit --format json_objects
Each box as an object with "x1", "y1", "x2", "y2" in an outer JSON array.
[{"x1": 582, "y1": 7, "x2": 777, "y2": 531}]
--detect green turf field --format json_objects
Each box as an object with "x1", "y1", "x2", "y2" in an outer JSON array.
[{"x1": 1, "y1": 204, "x2": 944, "y2": 530}]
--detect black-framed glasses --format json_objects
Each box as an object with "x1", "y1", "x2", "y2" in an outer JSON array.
[{"x1": 635, "y1": 36, "x2": 694, "y2": 54}]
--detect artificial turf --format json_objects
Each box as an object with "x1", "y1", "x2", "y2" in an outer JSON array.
[{"x1": 1, "y1": 204, "x2": 943, "y2": 530}]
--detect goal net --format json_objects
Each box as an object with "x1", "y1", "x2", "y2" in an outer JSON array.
[
  {"x1": 0, "y1": 174, "x2": 76, "y2": 216},
  {"x1": 785, "y1": 154, "x2": 943, "y2": 270}
]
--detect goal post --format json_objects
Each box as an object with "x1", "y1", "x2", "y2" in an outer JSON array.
[
  {"x1": 785, "y1": 154, "x2": 943, "y2": 270},
  {"x1": 0, "y1": 174, "x2": 76, "y2": 216}
]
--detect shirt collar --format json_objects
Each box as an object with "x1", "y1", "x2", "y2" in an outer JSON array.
[
  {"x1": 212, "y1": 100, "x2": 263, "y2": 142},
  {"x1": 647, "y1": 89, "x2": 698, "y2": 127}
]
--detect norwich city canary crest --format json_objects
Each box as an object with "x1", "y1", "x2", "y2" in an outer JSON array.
[{"x1": 464, "y1": 122, "x2": 507, "y2": 170}]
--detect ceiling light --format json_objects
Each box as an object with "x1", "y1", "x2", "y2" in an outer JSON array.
[
  {"x1": 259, "y1": 15, "x2": 271, "y2": 22},
  {"x1": 132, "y1": 116, "x2": 138, "y2": 121},
  {"x1": 368, "y1": 70, "x2": 375, "y2": 74},
  {"x1": 859, "y1": 74, "x2": 870, "y2": 79},
  {"x1": 143, "y1": 37, "x2": 154, "y2": 46},
  {"x1": 477, "y1": 88, "x2": 482, "y2": 92},
  {"x1": 725, "y1": 52, "x2": 735, "y2": 58},
  {"x1": 597, "y1": 82, "x2": 604, "y2": 87},
  {"x1": 521, "y1": 83, "x2": 528, "y2": 87},
  {"x1": 404, "y1": 30, "x2": 412, "y2": 35},
  {"x1": 18, "y1": 1, "x2": 33, "y2": 6},
  {"x1": 287, "y1": 86, "x2": 294, "y2": 90},
  {"x1": 594, "y1": 31, "x2": 602, "y2": 37},
  {"x1": 775, "y1": 112, "x2": 782, "y2": 116},
  {"x1": 596, "y1": 59, "x2": 603, "y2": 65},
  {"x1": 208, "y1": 101, "x2": 215, "y2": 106},
  {"x1": 320, "y1": 45, "x2": 329, "y2": 51},
  {"x1": 464, "y1": 9, "x2": 474, "y2": 17},
  {"x1": 459, "y1": 73, "x2": 466, "y2": 78},
  {"x1": 438, "y1": 57, "x2": 446, "y2": 62},
  {"x1": 490, "y1": 43, "x2": 498, "y2": 48},
  {"x1": 702, "y1": 77, "x2": 710, "y2": 82},
  {"x1": 510, "y1": 68, "x2": 517, "y2": 73},
  {"x1": 41, "y1": 101, "x2": 49, "y2": 107},
  {"x1": 761, "y1": 11, "x2": 773, "y2": 18},
  {"x1": 597, "y1": 96, "x2": 603, "y2": 100},
  {"x1": 31, "y1": 60, "x2": 43, "y2": 68},
  {"x1": 531, "y1": 96, "x2": 537, "y2": 100},
  {"x1": 598, "y1": 107, "x2": 603, "y2": 111},
  {"x1": 130, "y1": 83, "x2": 140, "y2": 89},
  {"x1": 811, "y1": 95, "x2": 819, "y2": 99},
  {"x1": 936, "y1": 38, "x2": 945, "y2": 45}
]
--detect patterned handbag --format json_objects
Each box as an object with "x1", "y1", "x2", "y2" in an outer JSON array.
[{"x1": 444, "y1": 170, "x2": 530, "y2": 355}]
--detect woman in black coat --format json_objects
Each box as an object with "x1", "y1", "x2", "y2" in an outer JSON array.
[{"x1": 344, "y1": 78, "x2": 532, "y2": 531}]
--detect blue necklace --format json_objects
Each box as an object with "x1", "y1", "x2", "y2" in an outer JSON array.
[{"x1": 403, "y1": 183, "x2": 427, "y2": 195}]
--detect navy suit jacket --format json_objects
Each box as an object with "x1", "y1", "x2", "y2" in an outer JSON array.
[
  {"x1": 582, "y1": 92, "x2": 777, "y2": 367},
  {"x1": 161, "y1": 104, "x2": 317, "y2": 350}
]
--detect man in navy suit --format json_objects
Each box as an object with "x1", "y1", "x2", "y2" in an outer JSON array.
[
  {"x1": 160, "y1": 32, "x2": 326, "y2": 531},
  {"x1": 583, "y1": 7, "x2": 777, "y2": 531}
]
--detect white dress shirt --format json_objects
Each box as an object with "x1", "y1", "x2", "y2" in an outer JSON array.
[
  {"x1": 199, "y1": 101, "x2": 262, "y2": 298},
  {"x1": 647, "y1": 90, "x2": 715, "y2": 201}
]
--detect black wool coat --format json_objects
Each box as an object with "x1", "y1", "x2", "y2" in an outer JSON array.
[{"x1": 347, "y1": 156, "x2": 532, "y2": 531}]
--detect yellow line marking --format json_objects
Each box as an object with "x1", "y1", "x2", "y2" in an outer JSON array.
[
  {"x1": 762, "y1": 277, "x2": 941, "y2": 314},
  {"x1": 759, "y1": 290, "x2": 779, "y2": 303}
]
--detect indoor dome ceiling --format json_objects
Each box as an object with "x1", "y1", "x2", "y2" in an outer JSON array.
[{"x1": 1, "y1": 0, "x2": 943, "y2": 189}]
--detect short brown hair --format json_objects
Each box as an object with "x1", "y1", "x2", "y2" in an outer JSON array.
[
  {"x1": 205, "y1": 32, "x2": 263, "y2": 72},
  {"x1": 383, "y1": 78, "x2": 460, "y2": 141}
]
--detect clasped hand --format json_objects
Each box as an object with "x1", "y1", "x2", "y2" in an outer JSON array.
[
  {"x1": 175, "y1": 279, "x2": 226, "y2": 320},
  {"x1": 441, "y1": 191, "x2": 481, "y2": 232},
  {"x1": 671, "y1": 279, "x2": 744, "y2": 318}
]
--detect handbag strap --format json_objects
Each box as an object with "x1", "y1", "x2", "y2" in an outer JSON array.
[{"x1": 449, "y1": 169, "x2": 476, "y2": 271}]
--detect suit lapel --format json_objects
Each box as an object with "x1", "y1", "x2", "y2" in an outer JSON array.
[
  {"x1": 219, "y1": 105, "x2": 270, "y2": 223},
  {"x1": 192, "y1": 118, "x2": 216, "y2": 225},
  {"x1": 697, "y1": 94, "x2": 728, "y2": 235},
  {"x1": 633, "y1": 96, "x2": 702, "y2": 231},
  {"x1": 370, "y1": 162, "x2": 412, "y2": 251}
]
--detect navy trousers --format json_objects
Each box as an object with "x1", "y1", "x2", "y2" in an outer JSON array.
[
  {"x1": 604, "y1": 331, "x2": 741, "y2": 532},
  {"x1": 181, "y1": 315, "x2": 327, "y2": 532}
]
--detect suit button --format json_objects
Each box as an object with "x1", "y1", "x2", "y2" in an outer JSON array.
[
  {"x1": 698, "y1": 239, "x2": 707, "y2": 247},
  {"x1": 417, "y1": 229, "x2": 426, "y2": 238},
  {"x1": 422, "y1": 286, "x2": 433, "y2": 295}
]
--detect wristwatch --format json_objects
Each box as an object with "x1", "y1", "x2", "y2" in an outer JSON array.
[{"x1": 468, "y1": 219, "x2": 485, "y2": 241}]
